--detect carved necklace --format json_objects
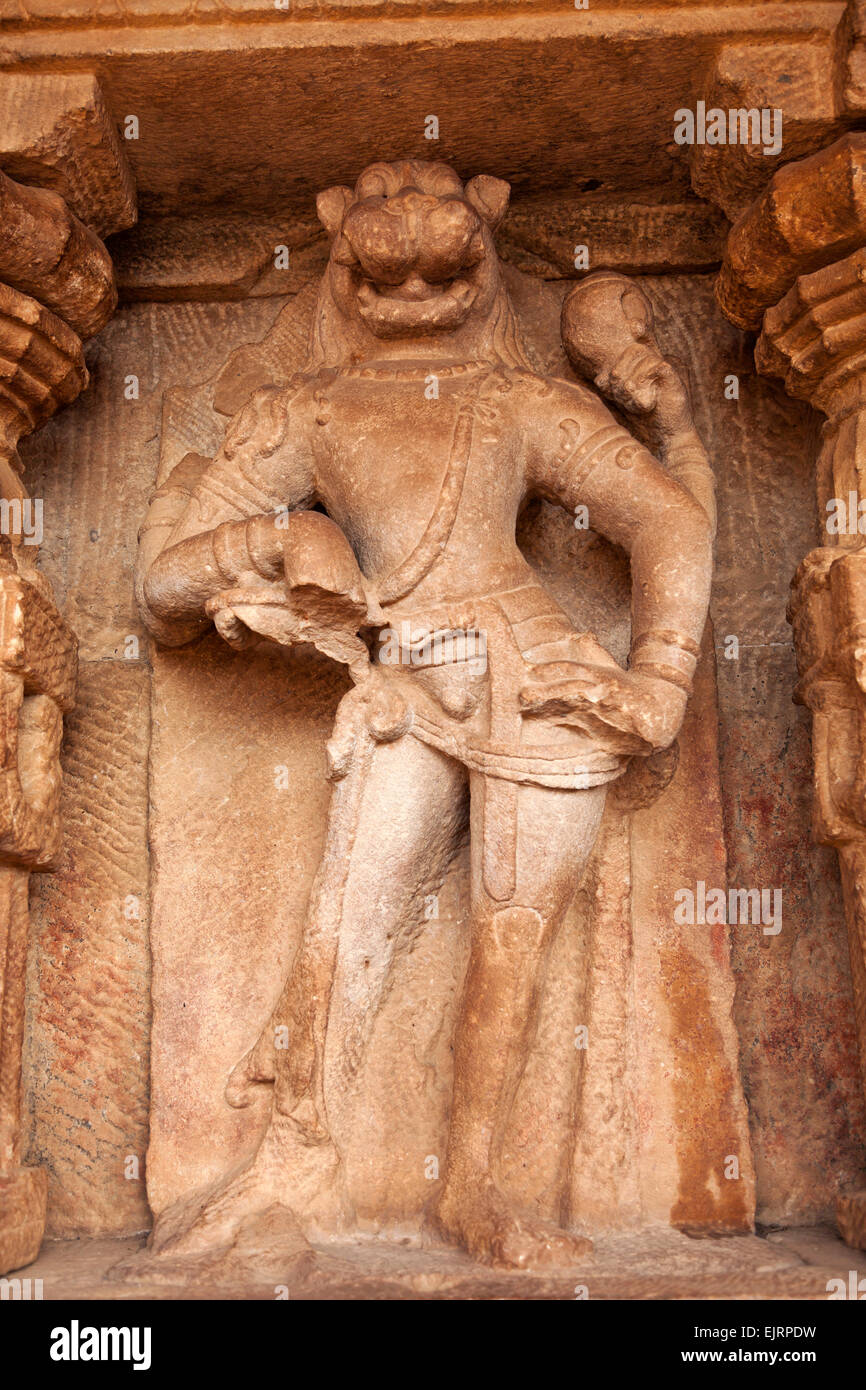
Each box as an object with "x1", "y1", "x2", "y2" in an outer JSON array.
[
  {"x1": 378, "y1": 368, "x2": 493, "y2": 606},
  {"x1": 336, "y1": 359, "x2": 490, "y2": 381}
]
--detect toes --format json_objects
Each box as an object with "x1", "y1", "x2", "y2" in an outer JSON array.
[{"x1": 493, "y1": 1224, "x2": 593, "y2": 1270}]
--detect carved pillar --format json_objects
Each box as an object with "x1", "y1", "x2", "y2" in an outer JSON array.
[
  {"x1": 0, "y1": 165, "x2": 121, "y2": 1273},
  {"x1": 715, "y1": 134, "x2": 866, "y2": 1249}
]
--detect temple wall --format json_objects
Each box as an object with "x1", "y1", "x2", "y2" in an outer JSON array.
[{"x1": 17, "y1": 270, "x2": 866, "y2": 1237}]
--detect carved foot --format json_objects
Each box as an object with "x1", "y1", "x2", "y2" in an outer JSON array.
[
  {"x1": 110, "y1": 1202, "x2": 316, "y2": 1290},
  {"x1": 147, "y1": 1115, "x2": 351, "y2": 1262},
  {"x1": 148, "y1": 1168, "x2": 282, "y2": 1259},
  {"x1": 428, "y1": 1179, "x2": 593, "y2": 1270}
]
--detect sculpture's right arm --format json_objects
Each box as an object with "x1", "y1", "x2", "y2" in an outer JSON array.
[{"x1": 137, "y1": 384, "x2": 317, "y2": 645}]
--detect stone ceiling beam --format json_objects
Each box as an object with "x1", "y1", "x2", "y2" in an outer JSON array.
[
  {"x1": 0, "y1": 4, "x2": 850, "y2": 216},
  {"x1": 0, "y1": 73, "x2": 136, "y2": 237}
]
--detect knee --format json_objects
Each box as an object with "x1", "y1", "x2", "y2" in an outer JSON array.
[{"x1": 488, "y1": 904, "x2": 546, "y2": 953}]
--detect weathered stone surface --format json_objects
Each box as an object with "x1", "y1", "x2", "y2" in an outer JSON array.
[
  {"x1": 717, "y1": 134, "x2": 866, "y2": 331},
  {"x1": 838, "y1": 1190, "x2": 866, "y2": 1248},
  {"x1": 630, "y1": 628, "x2": 755, "y2": 1235},
  {"x1": 23, "y1": 661, "x2": 151, "y2": 1238},
  {"x1": 0, "y1": 0, "x2": 820, "y2": 18},
  {"x1": 0, "y1": 571, "x2": 77, "y2": 714},
  {"x1": 498, "y1": 199, "x2": 728, "y2": 278},
  {"x1": 131, "y1": 158, "x2": 754, "y2": 1284},
  {"x1": 0, "y1": 145, "x2": 122, "y2": 1272},
  {"x1": 25, "y1": 266, "x2": 863, "y2": 1251},
  {"x1": 0, "y1": 4, "x2": 844, "y2": 221},
  {"x1": 0, "y1": 284, "x2": 87, "y2": 450},
  {"x1": 2, "y1": 0, "x2": 865, "y2": 1307},
  {"x1": 20, "y1": 299, "x2": 281, "y2": 663},
  {"x1": 110, "y1": 201, "x2": 728, "y2": 305},
  {"x1": 0, "y1": 72, "x2": 136, "y2": 238},
  {"x1": 15, "y1": 298, "x2": 286, "y2": 1241},
  {"x1": 111, "y1": 216, "x2": 325, "y2": 303},
  {"x1": 146, "y1": 637, "x2": 341, "y2": 1214},
  {"x1": 8, "y1": 1223, "x2": 858, "y2": 1302},
  {"x1": 0, "y1": 1167, "x2": 46, "y2": 1273},
  {"x1": 689, "y1": 40, "x2": 847, "y2": 223},
  {"x1": 0, "y1": 170, "x2": 116, "y2": 339},
  {"x1": 715, "y1": 147, "x2": 866, "y2": 1240},
  {"x1": 652, "y1": 273, "x2": 866, "y2": 1224},
  {"x1": 0, "y1": 868, "x2": 34, "y2": 1169},
  {"x1": 18, "y1": 269, "x2": 865, "y2": 1255}
]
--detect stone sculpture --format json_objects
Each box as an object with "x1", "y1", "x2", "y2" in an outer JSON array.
[{"x1": 135, "y1": 159, "x2": 714, "y2": 1269}]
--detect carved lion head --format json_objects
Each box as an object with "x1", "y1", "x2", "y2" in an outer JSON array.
[{"x1": 312, "y1": 159, "x2": 513, "y2": 357}]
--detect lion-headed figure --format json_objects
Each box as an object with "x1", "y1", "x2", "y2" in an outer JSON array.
[{"x1": 309, "y1": 159, "x2": 526, "y2": 367}]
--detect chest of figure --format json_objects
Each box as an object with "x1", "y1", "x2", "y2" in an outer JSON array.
[{"x1": 312, "y1": 376, "x2": 524, "y2": 558}]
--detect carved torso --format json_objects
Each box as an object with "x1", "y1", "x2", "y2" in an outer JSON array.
[
  {"x1": 285, "y1": 361, "x2": 635, "y2": 787},
  {"x1": 308, "y1": 364, "x2": 532, "y2": 607}
]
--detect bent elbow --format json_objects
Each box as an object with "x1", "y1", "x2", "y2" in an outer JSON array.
[{"x1": 137, "y1": 551, "x2": 209, "y2": 648}]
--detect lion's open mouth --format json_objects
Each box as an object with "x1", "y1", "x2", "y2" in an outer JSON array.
[{"x1": 356, "y1": 274, "x2": 479, "y2": 335}]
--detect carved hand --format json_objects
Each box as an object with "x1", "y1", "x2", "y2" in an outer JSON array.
[
  {"x1": 519, "y1": 662, "x2": 687, "y2": 754},
  {"x1": 205, "y1": 583, "x2": 301, "y2": 650},
  {"x1": 607, "y1": 353, "x2": 692, "y2": 436}
]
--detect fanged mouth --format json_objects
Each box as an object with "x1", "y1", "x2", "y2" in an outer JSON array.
[{"x1": 356, "y1": 275, "x2": 479, "y2": 332}]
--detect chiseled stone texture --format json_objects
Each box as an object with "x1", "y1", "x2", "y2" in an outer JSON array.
[
  {"x1": 18, "y1": 299, "x2": 284, "y2": 1236},
  {"x1": 640, "y1": 274, "x2": 866, "y2": 1224},
  {"x1": 147, "y1": 636, "x2": 341, "y2": 1212},
  {"x1": 16, "y1": 278, "x2": 866, "y2": 1237},
  {"x1": 21, "y1": 300, "x2": 280, "y2": 664},
  {"x1": 22, "y1": 662, "x2": 151, "y2": 1237},
  {"x1": 0, "y1": 1168, "x2": 47, "y2": 1274}
]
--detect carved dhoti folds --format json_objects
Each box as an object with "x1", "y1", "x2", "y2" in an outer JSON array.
[{"x1": 380, "y1": 580, "x2": 631, "y2": 790}]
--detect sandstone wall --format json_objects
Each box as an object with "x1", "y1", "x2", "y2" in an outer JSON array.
[{"x1": 17, "y1": 275, "x2": 866, "y2": 1236}]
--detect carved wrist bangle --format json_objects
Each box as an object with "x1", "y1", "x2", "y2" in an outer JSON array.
[
  {"x1": 630, "y1": 659, "x2": 693, "y2": 693},
  {"x1": 212, "y1": 516, "x2": 282, "y2": 587},
  {"x1": 668, "y1": 459, "x2": 714, "y2": 490},
  {"x1": 630, "y1": 629, "x2": 699, "y2": 693}
]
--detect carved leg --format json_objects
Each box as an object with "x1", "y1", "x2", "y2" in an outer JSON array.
[
  {"x1": 321, "y1": 736, "x2": 468, "y2": 1110},
  {"x1": 150, "y1": 734, "x2": 466, "y2": 1257},
  {"x1": 429, "y1": 776, "x2": 606, "y2": 1269}
]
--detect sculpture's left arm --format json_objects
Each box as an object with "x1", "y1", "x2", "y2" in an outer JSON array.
[{"x1": 527, "y1": 380, "x2": 713, "y2": 747}]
